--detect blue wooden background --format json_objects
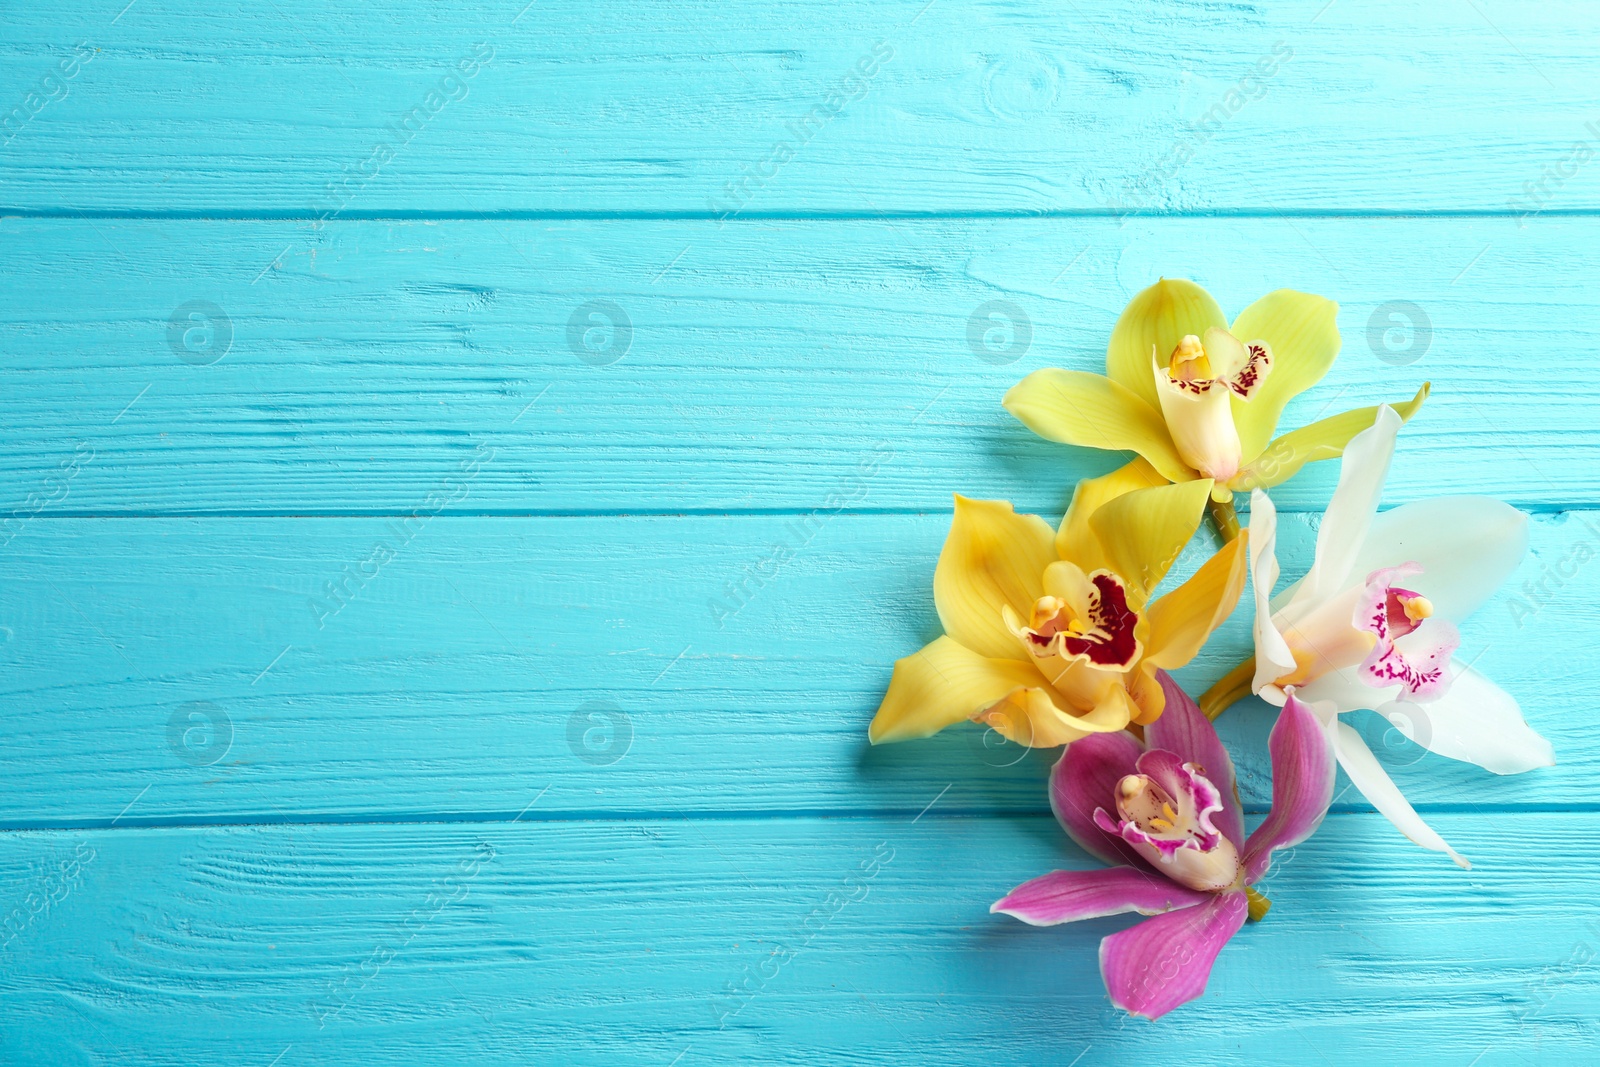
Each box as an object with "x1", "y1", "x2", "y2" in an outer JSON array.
[{"x1": 3, "y1": 1, "x2": 1599, "y2": 1063}]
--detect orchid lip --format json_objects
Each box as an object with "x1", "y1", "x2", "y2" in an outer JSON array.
[
  {"x1": 1149, "y1": 331, "x2": 1271, "y2": 483},
  {"x1": 1006, "y1": 570, "x2": 1142, "y2": 671},
  {"x1": 1093, "y1": 751, "x2": 1241, "y2": 892},
  {"x1": 1156, "y1": 332, "x2": 1273, "y2": 399},
  {"x1": 1354, "y1": 564, "x2": 1460, "y2": 701}
]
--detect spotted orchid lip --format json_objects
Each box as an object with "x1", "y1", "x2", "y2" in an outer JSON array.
[
  {"x1": 1357, "y1": 563, "x2": 1428, "y2": 640},
  {"x1": 1092, "y1": 750, "x2": 1227, "y2": 859},
  {"x1": 1160, "y1": 336, "x2": 1272, "y2": 400},
  {"x1": 1091, "y1": 749, "x2": 1241, "y2": 893},
  {"x1": 1354, "y1": 564, "x2": 1460, "y2": 701},
  {"x1": 1148, "y1": 330, "x2": 1272, "y2": 484},
  {"x1": 1232, "y1": 342, "x2": 1271, "y2": 396},
  {"x1": 1021, "y1": 571, "x2": 1142, "y2": 670}
]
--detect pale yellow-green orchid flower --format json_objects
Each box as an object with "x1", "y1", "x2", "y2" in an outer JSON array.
[
  {"x1": 1003, "y1": 279, "x2": 1429, "y2": 500},
  {"x1": 869, "y1": 461, "x2": 1248, "y2": 748}
]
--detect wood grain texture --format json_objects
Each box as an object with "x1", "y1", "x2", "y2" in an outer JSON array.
[
  {"x1": 0, "y1": 510, "x2": 1589, "y2": 827},
  {"x1": 0, "y1": 815, "x2": 1593, "y2": 1066},
  {"x1": 2, "y1": 216, "x2": 1596, "y2": 515},
  {"x1": 4, "y1": 0, "x2": 1598, "y2": 1056},
  {"x1": 2, "y1": 1, "x2": 1599, "y2": 214}
]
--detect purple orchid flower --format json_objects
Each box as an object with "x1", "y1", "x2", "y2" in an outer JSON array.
[{"x1": 992, "y1": 670, "x2": 1335, "y2": 1020}]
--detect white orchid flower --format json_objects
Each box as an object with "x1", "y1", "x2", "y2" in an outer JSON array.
[{"x1": 1204, "y1": 405, "x2": 1554, "y2": 867}]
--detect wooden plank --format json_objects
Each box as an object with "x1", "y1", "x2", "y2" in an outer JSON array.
[
  {"x1": 0, "y1": 813, "x2": 1591, "y2": 1064},
  {"x1": 1, "y1": 216, "x2": 1595, "y2": 515},
  {"x1": 3, "y1": 2, "x2": 1600, "y2": 214},
  {"x1": 0, "y1": 510, "x2": 1588, "y2": 826},
  {"x1": 2, "y1": 1, "x2": 1592, "y2": 1059}
]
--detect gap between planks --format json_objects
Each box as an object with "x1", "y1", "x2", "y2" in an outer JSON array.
[
  {"x1": 2, "y1": 801, "x2": 1594, "y2": 836},
  {"x1": 14, "y1": 505, "x2": 1600, "y2": 519},
  {"x1": 4, "y1": 208, "x2": 1600, "y2": 221}
]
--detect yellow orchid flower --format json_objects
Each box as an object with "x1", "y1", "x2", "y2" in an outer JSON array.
[
  {"x1": 869, "y1": 461, "x2": 1249, "y2": 748},
  {"x1": 1003, "y1": 279, "x2": 1429, "y2": 504}
]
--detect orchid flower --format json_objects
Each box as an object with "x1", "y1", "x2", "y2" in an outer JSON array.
[
  {"x1": 1003, "y1": 279, "x2": 1428, "y2": 501},
  {"x1": 993, "y1": 672, "x2": 1335, "y2": 1020},
  {"x1": 1207, "y1": 404, "x2": 1554, "y2": 867},
  {"x1": 869, "y1": 465, "x2": 1248, "y2": 747}
]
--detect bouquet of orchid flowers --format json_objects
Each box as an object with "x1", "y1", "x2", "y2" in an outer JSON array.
[{"x1": 869, "y1": 279, "x2": 1554, "y2": 1019}]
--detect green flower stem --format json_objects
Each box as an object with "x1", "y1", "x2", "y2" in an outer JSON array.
[
  {"x1": 1201, "y1": 657, "x2": 1257, "y2": 721},
  {"x1": 1207, "y1": 495, "x2": 1242, "y2": 543}
]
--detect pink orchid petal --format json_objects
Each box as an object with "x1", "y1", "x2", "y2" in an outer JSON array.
[
  {"x1": 1242, "y1": 690, "x2": 1337, "y2": 884},
  {"x1": 1100, "y1": 890, "x2": 1248, "y2": 1020},
  {"x1": 1050, "y1": 731, "x2": 1148, "y2": 869},
  {"x1": 1144, "y1": 670, "x2": 1245, "y2": 847},
  {"x1": 991, "y1": 866, "x2": 1210, "y2": 926}
]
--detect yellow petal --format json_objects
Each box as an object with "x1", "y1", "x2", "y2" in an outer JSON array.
[
  {"x1": 1105, "y1": 278, "x2": 1229, "y2": 409},
  {"x1": 1229, "y1": 383, "x2": 1430, "y2": 492},
  {"x1": 1039, "y1": 558, "x2": 1098, "y2": 610},
  {"x1": 1126, "y1": 663, "x2": 1166, "y2": 725},
  {"x1": 1003, "y1": 370, "x2": 1193, "y2": 484},
  {"x1": 1046, "y1": 648, "x2": 1134, "y2": 712},
  {"x1": 870, "y1": 639, "x2": 1056, "y2": 748},
  {"x1": 1228, "y1": 289, "x2": 1342, "y2": 461},
  {"x1": 1141, "y1": 532, "x2": 1251, "y2": 671},
  {"x1": 869, "y1": 636, "x2": 1052, "y2": 744},
  {"x1": 1056, "y1": 458, "x2": 1168, "y2": 572},
  {"x1": 934, "y1": 495, "x2": 1057, "y2": 660},
  {"x1": 1086, "y1": 478, "x2": 1215, "y2": 600},
  {"x1": 980, "y1": 681, "x2": 1136, "y2": 748}
]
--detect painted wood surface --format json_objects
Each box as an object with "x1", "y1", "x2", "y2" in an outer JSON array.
[
  {"x1": 0, "y1": 511, "x2": 1591, "y2": 827},
  {"x1": 3, "y1": 0, "x2": 1599, "y2": 1063},
  {"x1": 1, "y1": 815, "x2": 1596, "y2": 1067},
  {"x1": 1, "y1": 216, "x2": 1594, "y2": 514},
  {"x1": 1, "y1": 2, "x2": 1598, "y2": 214}
]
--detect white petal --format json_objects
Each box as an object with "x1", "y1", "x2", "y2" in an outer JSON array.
[
  {"x1": 1332, "y1": 721, "x2": 1469, "y2": 869},
  {"x1": 1380, "y1": 663, "x2": 1554, "y2": 774},
  {"x1": 1282, "y1": 405, "x2": 1400, "y2": 615},
  {"x1": 1297, "y1": 668, "x2": 1399, "y2": 711},
  {"x1": 1248, "y1": 489, "x2": 1297, "y2": 692},
  {"x1": 1337, "y1": 497, "x2": 1529, "y2": 623}
]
